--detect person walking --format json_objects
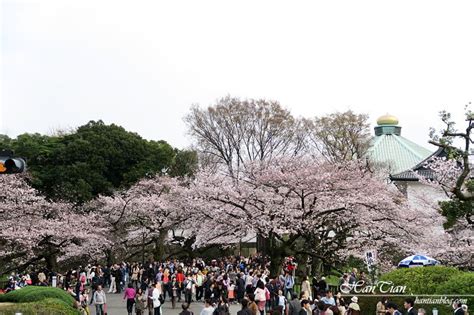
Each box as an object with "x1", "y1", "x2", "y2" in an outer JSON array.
[
  {"x1": 301, "y1": 277, "x2": 311, "y2": 300},
  {"x1": 284, "y1": 271, "x2": 294, "y2": 300},
  {"x1": 93, "y1": 285, "x2": 107, "y2": 315},
  {"x1": 184, "y1": 274, "x2": 195, "y2": 304},
  {"x1": 236, "y1": 273, "x2": 246, "y2": 303},
  {"x1": 288, "y1": 293, "x2": 301, "y2": 315},
  {"x1": 196, "y1": 271, "x2": 204, "y2": 301},
  {"x1": 80, "y1": 289, "x2": 90, "y2": 315},
  {"x1": 200, "y1": 299, "x2": 215, "y2": 315},
  {"x1": 386, "y1": 302, "x2": 402, "y2": 315},
  {"x1": 237, "y1": 298, "x2": 253, "y2": 315},
  {"x1": 453, "y1": 301, "x2": 465, "y2": 315},
  {"x1": 108, "y1": 266, "x2": 117, "y2": 293},
  {"x1": 124, "y1": 283, "x2": 136, "y2": 315},
  {"x1": 248, "y1": 294, "x2": 259, "y2": 315},
  {"x1": 131, "y1": 264, "x2": 140, "y2": 289},
  {"x1": 298, "y1": 300, "x2": 311, "y2": 315},
  {"x1": 180, "y1": 303, "x2": 195, "y2": 315},
  {"x1": 404, "y1": 298, "x2": 416, "y2": 315},
  {"x1": 135, "y1": 288, "x2": 146, "y2": 315},
  {"x1": 347, "y1": 296, "x2": 360, "y2": 315},
  {"x1": 151, "y1": 282, "x2": 164, "y2": 315},
  {"x1": 216, "y1": 296, "x2": 231, "y2": 315},
  {"x1": 147, "y1": 283, "x2": 155, "y2": 315},
  {"x1": 376, "y1": 297, "x2": 387, "y2": 315},
  {"x1": 254, "y1": 281, "x2": 266, "y2": 315}
]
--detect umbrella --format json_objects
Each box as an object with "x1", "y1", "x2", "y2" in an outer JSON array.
[{"x1": 398, "y1": 254, "x2": 440, "y2": 268}]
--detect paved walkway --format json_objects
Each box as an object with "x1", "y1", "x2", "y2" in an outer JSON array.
[{"x1": 90, "y1": 293, "x2": 240, "y2": 315}]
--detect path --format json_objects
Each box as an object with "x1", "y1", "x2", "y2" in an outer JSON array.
[{"x1": 91, "y1": 293, "x2": 240, "y2": 315}]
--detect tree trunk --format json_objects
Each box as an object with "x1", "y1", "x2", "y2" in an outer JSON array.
[
  {"x1": 311, "y1": 258, "x2": 323, "y2": 276},
  {"x1": 45, "y1": 253, "x2": 58, "y2": 271},
  {"x1": 105, "y1": 248, "x2": 114, "y2": 266},
  {"x1": 268, "y1": 235, "x2": 286, "y2": 277},
  {"x1": 257, "y1": 234, "x2": 269, "y2": 256},
  {"x1": 153, "y1": 229, "x2": 168, "y2": 261},
  {"x1": 141, "y1": 233, "x2": 146, "y2": 265}
]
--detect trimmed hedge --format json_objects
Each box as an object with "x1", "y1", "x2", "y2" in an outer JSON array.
[
  {"x1": 0, "y1": 286, "x2": 79, "y2": 315},
  {"x1": 436, "y1": 272, "x2": 474, "y2": 295},
  {"x1": 348, "y1": 267, "x2": 473, "y2": 315},
  {"x1": 0, "y1": 286, "x2": 75, "y2": 305},
  {"x1": 0, "y1": 297, "x2": 80, "y2": 315},
  {"x1": 379, "y1": 266, "x2": 462, "y2": 294}
]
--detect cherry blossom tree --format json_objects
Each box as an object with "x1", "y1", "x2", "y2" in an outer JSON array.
[
  {"x1": 412, "y1": 106, "x2": 474, "y2": 267},
  {"x1": 409, "y1": 155, "x2": 473, "y2": 268},
  {"x1": 428, "y1": 107, "x2": 473, "y2": 227},
  {"x1": 90, "y1": 175, "x2": 188, "y2": 263},
  {"x1": 0, "y1": 175, "x2": 107, "y2": 273},
  {"x1": 186, "y1": 157, "x2": 426, "y2": 274}
]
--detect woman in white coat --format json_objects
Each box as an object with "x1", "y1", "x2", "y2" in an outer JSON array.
[{"x1": 152, "y1": 282, "x2": 163, "y2": 315}]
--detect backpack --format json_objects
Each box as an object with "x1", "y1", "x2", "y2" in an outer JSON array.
[{"x1": 159, "y1": 294, "x2": 165, "y2": 304}]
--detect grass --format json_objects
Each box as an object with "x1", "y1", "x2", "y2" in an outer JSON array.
[{"x1": 0, "y1": 286, "x2": 80, "y2": 315}]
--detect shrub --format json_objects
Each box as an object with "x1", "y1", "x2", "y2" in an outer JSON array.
[
  {"x1": 0, "y1": 287, "x2": 79, "y2": 315},
  {"x1": 352, "y1": 267, "x2": 473, "y2": 315},
  {"x1": 0, "y1": 286, "x2": 75, "y2": 306},
  {"x1": 0, "y1": 297, "x2": 80, "y2": 315},
  {"x1": 436, "y1": 272, "x2": 474, "y2": 310},
  {"x1": 379, "y1": 266, "x2": 461, "y2": 294}
]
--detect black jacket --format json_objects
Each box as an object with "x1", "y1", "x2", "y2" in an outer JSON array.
[
  {"x1": 237, "y1": 308, "x2": 253, "y2": 315},
  {"x1": 289, "y1": 299, "x2": 302, "y2": 315},
  {"x1": 236, "y1": 278, "x2": 246, "y2": 292}
]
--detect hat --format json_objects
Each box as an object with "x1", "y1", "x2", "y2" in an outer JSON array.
[{"x1": 351, "y1": 296, "x2": 358, "y2": 303}]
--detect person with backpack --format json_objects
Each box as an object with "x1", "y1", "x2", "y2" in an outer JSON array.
[
  {"x1": 183, "y1": 274, "x2": 195, "y2": 304},
  {"x1": 284, "y1": 271, "x2": 295, "y2": 300},
  {"x1": 347, "y1": 296, "x2": 361, "y2": 315}
]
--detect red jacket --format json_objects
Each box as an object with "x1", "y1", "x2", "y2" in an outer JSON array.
[{"x1": 176, "y1": 273, "x2": 185, "y2": 283}]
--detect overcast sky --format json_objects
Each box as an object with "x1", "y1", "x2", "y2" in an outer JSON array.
[{"x1": 2, "y1": 0, "x2": 473, "y2": 149}]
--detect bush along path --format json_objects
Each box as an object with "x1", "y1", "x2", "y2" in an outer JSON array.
[{"x1": 0, "y1": 286, "x2": 80, "y2": 315}]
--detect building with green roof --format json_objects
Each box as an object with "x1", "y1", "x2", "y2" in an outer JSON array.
[{"x1": 367, "y1": 114, "x2": 433, "y2": 177}]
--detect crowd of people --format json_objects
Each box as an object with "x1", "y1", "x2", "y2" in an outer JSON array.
[{"x1": 1, "y1": 255, "x2": 470, "y2": 315}]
